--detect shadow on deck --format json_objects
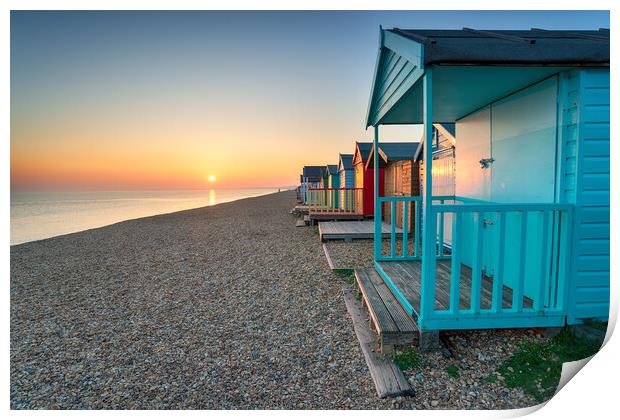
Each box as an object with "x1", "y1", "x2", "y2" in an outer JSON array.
[{"x1": 378, "y1": 260, "x2": 533, "y2": 319}]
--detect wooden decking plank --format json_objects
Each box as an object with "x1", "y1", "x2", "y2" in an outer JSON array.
[
  {"x1": 380, "y1": 261, "x2": 421, "y2": 314},
  {"x1": 366, "y1": 269, "x2": 418, "y2": 333},
  {"x1": 378, "y1": 260, "x2": 534, "y2": 317},
  {"x1": 388, "y1": 261, "x2": 421, "y2": 306},
  {"x1": 341, "y1": 284, "x2": 414, "y2": 398},
  {"x1": 318, "y1": 221, "x2": 403, "y2": 241},
  {"x1": 355, "y1": 269, "x2": 399, "y2": 334},
  {"x1": 322, "y1": 243, "x2": 335, "y2": 270}
]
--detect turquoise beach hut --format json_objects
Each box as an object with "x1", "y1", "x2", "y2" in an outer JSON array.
[
  {"x1": 327, "y1": 164, "x2": 340, "y2": 208},
  {"x1": 358, "y1": 28, "x2": 609, "y2": 351},
  {"x1": 338, "y1": 153, "x2": 355, "y2": 211}
]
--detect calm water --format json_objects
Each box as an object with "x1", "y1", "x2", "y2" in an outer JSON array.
[{"x1": 10, "y1": 188, "x2": 279, "y2": 245}]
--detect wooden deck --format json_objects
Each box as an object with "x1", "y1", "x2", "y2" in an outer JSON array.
[
  {"x1": 309, "y1": 214, "x2": 364, "y2": 223},
  {"x1": 319, "y1": 221, "x2": 403, "y2": 241},
  {"x1": 377, "y1": 260, "x2": 533, "y2": 318},
  {"x1": 354, "y1": 268, "x2": 418, "y2": 353}
]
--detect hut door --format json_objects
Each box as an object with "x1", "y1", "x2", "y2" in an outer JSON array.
[
  {"x1": 455, "y1": 106, "x2": 495, "y2": 275},
  {"x1": 489, "y1": 77, "x2": 558, "y2": 299}
]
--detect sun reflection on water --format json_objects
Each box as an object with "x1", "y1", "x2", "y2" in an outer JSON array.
[{"x1": 208, "y1": 189, "x2": 216, "y2": 206}]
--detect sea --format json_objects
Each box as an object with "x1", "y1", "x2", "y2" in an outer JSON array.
[{"x1": 10, "y1": 188, "x2": 281, "y2": 245}]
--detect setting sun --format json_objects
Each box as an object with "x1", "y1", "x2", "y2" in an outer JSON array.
[{"x1": 208, "y1": 175, "x2": 216, "y2": 183}]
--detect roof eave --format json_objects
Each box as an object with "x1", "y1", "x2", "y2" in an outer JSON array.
[{"x1": 365, "y1": 27, "x2": 385, "y2": 128}]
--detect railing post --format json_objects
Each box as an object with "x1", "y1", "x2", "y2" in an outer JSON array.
[
  {"x1": 420, "y1": 67, "x2": 434, "y2": 324},
  {"x1": 402, "y1": 200, "x2": 409, "y2": 257},
  {"x1": 414, "y1": 199, "x2": 420, "y2": 257},
  {"x1": 514, "y1": 211, "x2": 528, "y2": 312},
  {"x1": 373, "y1": 125, "x2": 381, "y2": 260},
  {"x1": 535, "y1": 210, "x2": 550, "y2": 311},
  {"x1": 450, "y1": 211, "x2": 461, "y2": 314},
  {"x1": 558, "y1": 206, "x2": 573, "y2": 313},
  {"x1": 491, "y1": 211, "x2": 505, "y2": 313},
  {"x1": 437, "y1": 200, "x2": 445, "y2": 257},
  {"x1": 471, "y1": 212, "x2": 483, "y2": 313},
  {"x1": 390, "y1": 200, "x2": 396, "y2": 257}
]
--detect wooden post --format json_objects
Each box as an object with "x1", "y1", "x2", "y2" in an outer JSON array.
[
  {"x1": 374, "y1": 125, "x2": 381, "y2": 260},
  {"x1": 420, "y1": 67, "x2": 434, "y2": 327}
]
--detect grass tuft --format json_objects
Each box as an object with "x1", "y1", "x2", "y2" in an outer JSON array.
[
  {"x1": 499, "y1": 329, "x2": 602, "y2": 402},
  {"x1": 445, "y1": 364, "x2": 460, "y2": 378},
  {"x1": 486, "y1": 373, "x2": 498, "y2": 383},
  {"x1": 333, "y1": 268, "x2": 355, "y2": 285},
  {"x1": 582, "y1": 318, "x2": 608, "y2": 332},
  {"x1": 393, "y1": 348, "x2": 424, "y2": 371}
]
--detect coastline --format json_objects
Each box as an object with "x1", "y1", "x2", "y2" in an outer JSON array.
[{"x1": 10, "y1": 188, "x2": 282, "y2": 247}]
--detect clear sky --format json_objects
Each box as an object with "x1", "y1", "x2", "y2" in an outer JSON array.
[{"x1": 11, "y1": 10, "x2": 609, "y2": 190}]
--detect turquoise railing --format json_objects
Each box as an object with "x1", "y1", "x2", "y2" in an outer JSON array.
[
  {"x1": 375, "y1": 195, "x2": 424, "y2": 261},
  {"x1": 420, "y1": 201, "x2": 573, "y2": 330},
  {"x1": 374, "y1": 195, "x2": 574, "y2": 330},
  {"x1": 374, "y1": 195, "x2": 461, "y2": 261}
]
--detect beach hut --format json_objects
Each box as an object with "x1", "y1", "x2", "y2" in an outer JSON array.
[
  {"x1": 358, "y1": 27, "x2": 609, "y2": 351},
  {"x1": 353, "y1": 142, "x2": 384, "y2": 217},
  {"x1": 300, "y1": 166, "x2": 322, "y2": 204},
  {"x1": 416, "y1": 123, "x2": 456, "y2": 198},
  {"x1": 338, "y1": 154, "x2": 356, "y2": 211},
  {"x1": 415, "y1": 124, "x2": 458, "y2": 249},
  {"x1": 366, "y1": 142, "x2": 421, "y2": 231},
  {"x1": 326, "y1": 164, "x2": 340, "y2": 208},
  {"x1": 319, "y1": 166, "x2": 329, "y2": 188}
]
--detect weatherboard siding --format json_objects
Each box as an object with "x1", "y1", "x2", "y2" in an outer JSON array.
[
  {"x1": 566, "y1": 68, "x2": 610, "y2": 322},
  {"x1": 368, "y1": 31, "x2": 424, "y2": 126}
]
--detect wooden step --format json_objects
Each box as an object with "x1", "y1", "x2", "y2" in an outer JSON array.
[
  {"x1": 341, "y1": 284, "x2": 414, "y2": 398},
  {"x1": 354, "y1": 268, "x2": 418, "y2": 354}
]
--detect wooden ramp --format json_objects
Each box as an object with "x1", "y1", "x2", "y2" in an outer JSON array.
[
  {"x1": 354, "y1": 268, "x2": 418, "y2": 354},
  {"x1": 319, "y1": 221, "x2": 403, "y2": 242},
  {"x1": 341, "y1": 284, "x2": 414, "y2": 398}
]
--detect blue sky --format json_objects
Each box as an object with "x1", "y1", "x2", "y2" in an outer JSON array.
[{"x1": 11, "y1": 10, "x2": 610, "y2": 189}]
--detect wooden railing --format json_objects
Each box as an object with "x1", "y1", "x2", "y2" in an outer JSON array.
[
  {"x1": 421, "y1": 201, "x2": 573, "y2": 329},
  {"x1": 307, "y1": 188, "x2": 363, "y2": 215}
]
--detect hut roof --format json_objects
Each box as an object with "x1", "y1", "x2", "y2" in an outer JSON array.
[
  {"x1": 365, "y1": 142, "x2": 421, "y2": 170},
  {"x1": 338, "y1": 154, "x2": 354, "y2": 171},
  {"x1": 302, "y1": 166, "x2": 323, "y2": 182},
  {"x1": 379, "y1": 142, "x2": 420, "y2": 161},
  {"x1": 326, "y1": 165, "x2": 339, "y2": 175},
  {"x1": 367, "y1": 28, "x2": 609, "y2": 127},
  {"x1": 355, "y1": 142, "x2": 374, "y2": 164},
  {"x1": 391, "y1": 28, "x2": 609, "y2": 65}
]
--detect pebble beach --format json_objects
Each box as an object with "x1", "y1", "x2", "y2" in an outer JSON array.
[
  {"x1": 11, "y1": 191, "x2": 391, "y2": 409},
  {"x1": 11, "y1": 191, "x2": 542, "y2": 409}
]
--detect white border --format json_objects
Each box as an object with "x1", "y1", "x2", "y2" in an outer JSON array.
[{"x1": 2, "y1": 2, "x2": 616, "y2": 419}]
